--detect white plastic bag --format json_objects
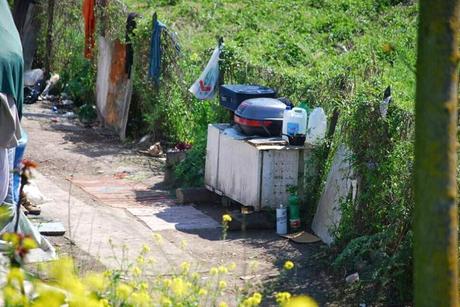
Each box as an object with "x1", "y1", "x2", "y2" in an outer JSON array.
[
  {"x1": 23, "y1": 180, "x2": 49, "y2": 205},
  {"x1": 306, "y1": 107, "x2": 327, "y2": 145},
  {"x1": 24, "y1": 69, "x2": 44, "y2": 87},
  {"x1": 189, "y1": 46, "x2": 221, "y2": 100}
]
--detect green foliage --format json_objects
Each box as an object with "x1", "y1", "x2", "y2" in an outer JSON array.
[{"x1": 174, "y1": 133, "x2": 207, "y2": 188}]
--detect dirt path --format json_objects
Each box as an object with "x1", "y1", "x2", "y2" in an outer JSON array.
[{"x1": 21, "y1": 101, "x2": 342, "y2": 305}]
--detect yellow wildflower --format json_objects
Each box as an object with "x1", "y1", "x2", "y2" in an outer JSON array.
[
  {"x1": 170, "y1": 277, "x2": 188, "y2": 296},
  {"x1": 219, "y1": 280, "x2": 227, "y2": 289},
  {"x1": 198, "y1": 288, "x2": 208, "y2": 296},
  {"x1": 210, "y1": 267, "x2": 219, "y2": 275},
  {"x1": 222, "y1": 214, "x2": 232, "y2": 223},
  {"x1": 132, "y1": 266, "x2": 142, "y2": 277},
  {"x1": 284, "y1": 295, "x2": 318, "y2": 307},
  {"x1": 218, "y1": 265, "x2": 228, "y2": 274},
  {"x1": 7, "y1": 268, "x2": 24, "y2": 285},
  {"x1": 116, "y1": 283, "x2": 133, "y2": 300},
  {"x1": 136, "y1": 255, "x2": 145, "y2": 265},
  {"x1": 129, "y1": 290, "x2": 152, "y2": 307},
  {"x1": 83, "y1": 272, "x2": 106, "y2": 292},
  {"x1": 219, "y1": 302, "x2": 229, "y2": 307},
  {"x1": 180, "y1": 261, "x2": 191, "y2": 272},
  {"x1": 142, "y1": 244, "x2": 151, "y2": 253},
  {"x1": 275, "y1": 292, "x2": 292, "y2": 304},
  {"x1": 283, "y1": 260, "x2": 294, "y2": 270},
  {"x1": 227, "y1": 262, "x2": 237, "y2": 271},
  {"x1": 99, "y1": 299, "x2": 110, "y2": 307},
  {"x1": 3, "y1": 286, "x2": 27, "y2": 306},
  {"x1": 22, "y1": 237, "x2": 37, "y2": 250},
  {"x1": 34, "y1": 285, "x2": 66, "y2": 307},
  {"x1": 241, "y1": 296, "x2": 260, "y2": 307},
  {"x1": 253, "y1": 292, "x2": 262, "y2": 304},
  {"x1": 163, "y1": 278, "x2": 172, "y2": 287}
]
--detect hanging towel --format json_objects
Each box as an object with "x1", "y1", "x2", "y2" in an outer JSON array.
[
  {"x1": 125, "y1": 13, "x2": 138, "y2": 78},
  {"x1": 83, "y1": 0, "x2": 96, "y2": 59},
  {"x1": 148, "y1": 14, "x2": 167, "y2": 83},
  {"x1": 0, "y1": 0, "x2": 24, "y2": 118},
  {"x1": 189, "y1": 46, "x2": 221, "y2": 100}
]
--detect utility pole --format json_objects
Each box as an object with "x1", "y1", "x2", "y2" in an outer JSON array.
[{"x1": 414, "y1": 1, "x2": 460, "y2": 306}]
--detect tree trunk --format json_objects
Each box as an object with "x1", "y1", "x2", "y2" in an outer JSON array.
[
  {"x1": 44, "y1": 0, "x2": 55, "y2": 77},
  {"x1": 414, "y1": 1, "x2": 460, "y2": 306}
]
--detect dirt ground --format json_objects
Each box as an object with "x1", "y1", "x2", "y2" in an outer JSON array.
[{"x1": 20, "y1": 100, "x2": 351, "y2": 306}]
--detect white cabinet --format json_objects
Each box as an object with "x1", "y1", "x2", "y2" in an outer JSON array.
[{"x1": 205, "y1": 124, "x2": 313, "y2": 211}]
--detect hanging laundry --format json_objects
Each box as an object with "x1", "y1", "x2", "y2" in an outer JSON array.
[
  {"x1": 83, "y1": 0, "x2": 96, "y2": 59},
  {"x1": 125, "y1": 13, "x2": 138, "y2": 78},
  {"x1": 148, "y1": 13, "x2": 167, "y2": 83},
  {"x1": 0, "y1": 0, "x2": 24, "y2": 118},
  {"x1": 189, "y1": 45, "x2": 221, "y2": 100}
]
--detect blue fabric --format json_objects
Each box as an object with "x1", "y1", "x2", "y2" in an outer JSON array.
[
  {"x1": 5, "y1": 147, "x2": 15, "y2": 205},
  {"x1": 148, "y1": 18, "x2": 166, "y2": 83},
  {"x1": 13, "y1": 130, "x2": 27, "y2": 204}
]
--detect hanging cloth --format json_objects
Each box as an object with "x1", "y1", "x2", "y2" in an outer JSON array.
[
  {"x1": 0, "y1": 0, "x2": 24, "y2": 118},
  {"x1": 0, "y1": 94, "x2": 22, "y2": 149},
  {"x1": 125, "y1": 13, "x2": 138, "y2": 78},
  {"x1": 189, "y1": 45, "x2": 221, "y2": 100},
  {"x1": 82, "y1": 0, "x2": 96, "y2": 59},
  {"x1": 148, "y1": 13, "x2": 167, "y2": 83}
]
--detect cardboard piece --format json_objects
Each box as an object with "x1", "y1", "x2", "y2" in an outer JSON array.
[{"x1": 280, "y1": 231, "x2": 321, "y2": 244}]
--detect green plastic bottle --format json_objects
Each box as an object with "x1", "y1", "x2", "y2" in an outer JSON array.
[{"x1": 288, "y1": 195, "x2": 301, "y2": 232}]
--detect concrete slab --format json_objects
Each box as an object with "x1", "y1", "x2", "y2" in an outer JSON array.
[
  {"x1": 35, "y1": 222, "x2": 66, "y2": 236},
  {"x1": 128, "y1": 206, "x2": 220, "y2": 231}
]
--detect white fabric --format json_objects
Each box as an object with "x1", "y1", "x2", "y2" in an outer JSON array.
[
  {"x1": 0, "y1": 148, "x2": 8, "y2": 203},
  {"x1": 0, "y1": 93, "x2": 21, "y2": 148}
]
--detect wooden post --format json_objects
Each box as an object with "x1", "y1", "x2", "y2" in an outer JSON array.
[
  {"x1": 44, "y1": 0, "x2": 55, "y2": 78},
  {"x1": 414, "y1": 1, "x2": 460, "y2": 306}
]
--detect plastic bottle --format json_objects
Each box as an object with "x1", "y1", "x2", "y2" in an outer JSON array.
[
  {"x1": 276, "y1": 204, "x2": 288, "y2": 235},
  {"x1": 306, "y1": 107, "x2": 327, "y2": 145},
  {"x1": 288, "y1": 195, "x2": 301, "y2": 232}
]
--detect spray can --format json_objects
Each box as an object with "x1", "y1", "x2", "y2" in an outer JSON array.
[
  {"x1": 276, "y1": 204, "x2": 287, "y2": 235},
  {"x1": 289, "y1": 195, "x2": 301, "y2": 232}
]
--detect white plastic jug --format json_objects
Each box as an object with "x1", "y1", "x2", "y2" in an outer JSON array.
[
  {"x1": 282, "y1": 107, "x2": 307, "y2": 137},
  {"x1": 306, "y1": 107, "x2": 327, "y2": 145}
]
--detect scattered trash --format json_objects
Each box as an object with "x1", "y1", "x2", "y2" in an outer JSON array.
[
  {"x1": 147, "y1": 142, "x2": 163, "y2": 157},
  {"x1": 61, "y1": 99, "x2": 74, "y2": 106},
  {"x1": 345, "y1": 272, "x2": 360, "y2": 283},
  {"x1": 23, "y1": 180, "x2": 48, "y2": 205},
  {"x1": 41, "y1": 73, "x2": 60, "y2": 97},
  {"x1": 52, "y1": 106, "x2": 58, "y2": 113},
  {"x1": 379, "y1": 86, "x2": 392, "y2": 119},
  {"x1": 280, "y1": 231, "x2": 321, "y2": 244},
  {"x1": 64, "y1": 111, "x2": 76, "y2": 119},
  {"x1": 175, "y1": 142, "x2": 192, "y2": 151},
  {"x1": 24, "y1": 69, "x2": 44, "y2": 87},
  {"x1": 276, "y1": 204, "x2": 287, "y2": 235}
]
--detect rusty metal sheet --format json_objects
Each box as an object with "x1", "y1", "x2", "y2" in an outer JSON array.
[
  {"x1": 96, "y1": 36, "x2": 133, "y2": 140},
  {"x1": 69, "y1": 176, "x2": 174, "y2": 208}
]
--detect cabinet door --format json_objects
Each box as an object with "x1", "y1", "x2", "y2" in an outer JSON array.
[{"x1": 260, "y1": 150, "x2": 299, "y2": 210}]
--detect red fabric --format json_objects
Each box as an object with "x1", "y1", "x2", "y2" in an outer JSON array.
[{"x1": 83, "y1": 0, "x2": 96, "y2": 59}]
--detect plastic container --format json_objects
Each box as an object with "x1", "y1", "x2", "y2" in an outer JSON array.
[
  {"x1": 282, "y1": 107, "x2": 307, "y2": 137},
  {"x1": 306, "y1": 107, "x2": 327, "y2": 145},
  {"x1": 288, "y1": 195, "x2": 301, "y2": 232},
  {"x1": 220, "y1": 84, "x2": 277, "y2": 111},
  {"x1": 276, "y1": 204, "x2": 288, "y2": 235}
]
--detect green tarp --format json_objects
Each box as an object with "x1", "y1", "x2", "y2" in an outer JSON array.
[{"x1": 0, "y1": 0, "x2": 24, "y2": 118}]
